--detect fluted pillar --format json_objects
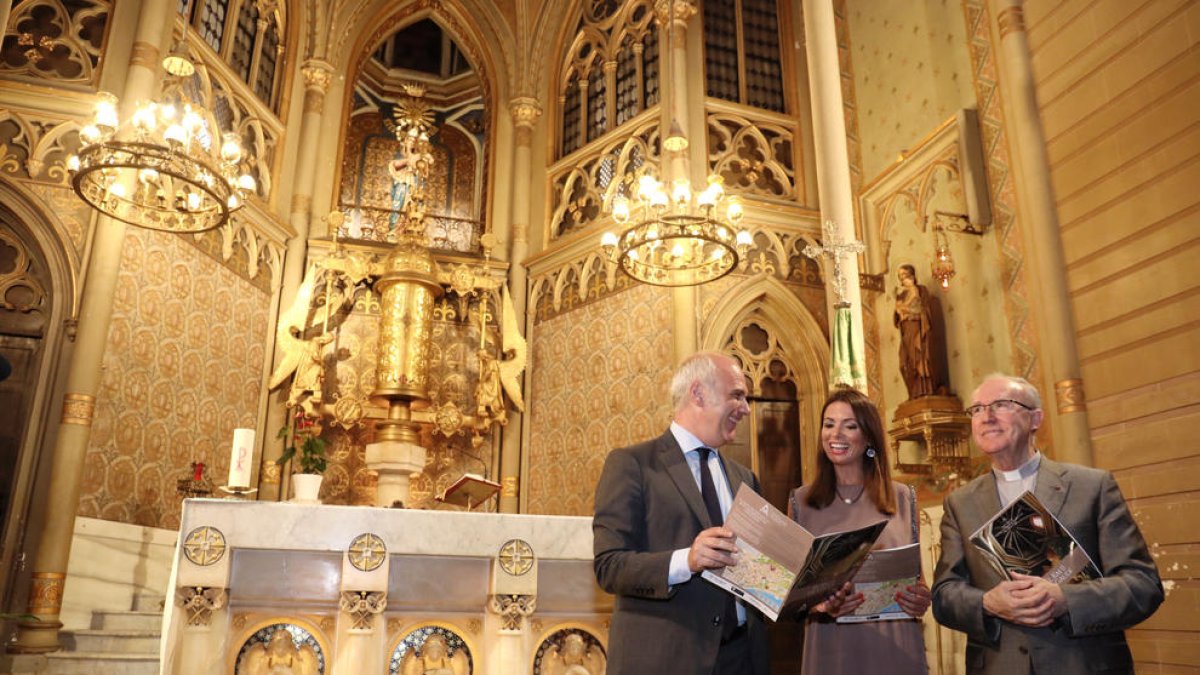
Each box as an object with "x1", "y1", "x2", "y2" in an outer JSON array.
[
  {"x1": 7, "y1": 0, "x2": 174, "y2": 655},
  {"x1": 989, "y1": 0, "x2": 1092, "y2": 465},
  {"x1": 499, "y1": 97, "x2": 540, "y2": 513},
  {"x1": 259, "y1": 59, "x2": 335, "y2": 500},
  {"x1": 801, "y1": 0, "x2": 866, "y2": 388}
]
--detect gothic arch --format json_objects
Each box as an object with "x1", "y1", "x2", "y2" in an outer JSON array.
[
  {"x1": 0, "y1": 178, "x2": 79, "y2": 613},
  {"x1": 701, "y1": 275, "x2": 830, "y2": 478}
]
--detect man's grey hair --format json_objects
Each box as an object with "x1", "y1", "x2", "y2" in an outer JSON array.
[
  {"x1": 975, "y1": 372, "x2": 1042, "y2": 409},
  {"x1": 670, "y1": 351, "x2": 729, "y2": 411}
]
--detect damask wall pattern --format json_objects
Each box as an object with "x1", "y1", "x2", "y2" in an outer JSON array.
[
  {"x1": 78, "y1": 226, "x2": 270, "y2": 529},
  {"x1": 526, "y1": 283, "x2": 674, "y2": 516}
]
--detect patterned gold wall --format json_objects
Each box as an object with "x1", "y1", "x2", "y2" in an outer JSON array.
[
  {"x1": 79, "y1": 227, "x2": 271, "y2": 529},
  {"x1": 526, "y1": 283, "x2": 674, "y2": 516}
]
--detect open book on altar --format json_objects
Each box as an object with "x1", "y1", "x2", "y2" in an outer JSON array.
[
  {"x1": 701, "y1": 485, "x2": 886, "y2": 621},
  {"x1": 970, "y1": 490, "x2": 1101, "y2": 584},
  {"x1": 835, "y1": 542, "x2": 922, "y2": 623}
]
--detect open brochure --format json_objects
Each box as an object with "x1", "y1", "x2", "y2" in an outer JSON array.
[
  {"x1": 701, "y1": 485, "x2": 886, "y2": 621},
  {"x1": 970, "y1": 490, "x2": 1101, "y2": 584},
  {"x1": 835, "y1": 543, "x2": 922, "y2": 623}
]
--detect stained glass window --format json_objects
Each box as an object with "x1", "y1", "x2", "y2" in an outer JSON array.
[
  {"x1": 230, "y1": 1, "x2": 258, "y2": 83},
  {"x1": 196, "y1": 0, "x2": 227, "y2": 53}
]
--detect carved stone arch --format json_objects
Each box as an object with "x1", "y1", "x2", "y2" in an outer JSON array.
[
  {"x1": 0, "y1": 178, "x2": 78, "y2": 614},
  {"x1": 701, "y1": 274, "x2": 830, "y2": 479}
]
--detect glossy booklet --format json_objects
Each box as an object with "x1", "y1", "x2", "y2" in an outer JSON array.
[
  {"x1": 969, "y1": 490, "x2": 1101, "y2": 584},
  {"x1": 701, "y1": 485, "x2": 886, "y2": 621},
  {"x1": 835, "y1": 542, "x2": 922, "y2": 623}
]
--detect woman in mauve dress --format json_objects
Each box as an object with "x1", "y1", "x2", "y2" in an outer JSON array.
[{"x1": 788, "y1": 388, "x2": 931, "y2": 675}]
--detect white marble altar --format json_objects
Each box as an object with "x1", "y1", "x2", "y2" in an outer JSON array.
[{"x1": 160, "y1": 500, "x2": 610, "y2": 675}]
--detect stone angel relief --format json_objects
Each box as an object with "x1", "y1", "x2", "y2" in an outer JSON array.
[
  {"x1": 237, "y1": 629, "x2": 320, "y2": 675},
  {"x1": 541, "y1": 633, "x2": 606, "y2": 675},
  {"x1": 400, "y1": 633, "x2": 468, "y2": 675},
  {"x1": 475, "y1": 284, "x2": 526, "y2": 426}
]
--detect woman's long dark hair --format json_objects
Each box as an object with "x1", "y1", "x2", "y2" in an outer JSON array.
[{"x1": 805, "y1": 388, "x2": 896, "y2": 514}]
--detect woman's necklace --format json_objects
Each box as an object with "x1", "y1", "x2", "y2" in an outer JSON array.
[{"x1": 835, "y1": 484, "x2": 865, "y2": 505}]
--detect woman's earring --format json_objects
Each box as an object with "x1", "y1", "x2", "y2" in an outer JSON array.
[{"x1": 866, "y1": 447, "x2": 877, "y2": 459}]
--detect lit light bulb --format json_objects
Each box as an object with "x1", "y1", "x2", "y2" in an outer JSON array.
[
  {"x1": 649, "y1": 187, "x2": 669, "y2": 210},
  {"x1": 611, "y1": 195, "x2": 630, "y2": 224},
  {"x1": 186, "y1": 192, "x2": 202, "y2": 211},
  {"x1": 164, "y1": 123, "x2": 186, "y2": 146},
  {"x1": 637, "y1": 175, "x2": 659, "y2": 202},
  {"x1": 138, "y1": 168, "x2": 159, "y2": 184},
  {"x1": 220, "y1": 132, "x2": 242, "y2": 163},
  {"x1": 107, "y1": 182, "x2": 127, "y2": 199},
  {"x1": 66, "y1": 155, "x2": 80, "y2": 172},
  {"x1": 132, "y1": 103, "x2": 157, "y2": 134},
  {"x1": 671, "y1": 242, "x2": 685, "y2": 258},
  {"x1": 672, "y1": 179, "x2": 691, "y2": 206},
  {"x1": 227, "y1": 194, "x2": 241, "y2": 209},
  {"x1": 93, "y1": 92, "x2": 119, "y2": 134},
  {"x1": 736, "y1": 230, "x2": 753, "y2": 247},
  {"x1": 237, "y1": 174, "x2": 256, "y2": 191},
  {"x1": 182, "y1": 109, "x2": 202, "y2": 131},
  {"x1": 80, "y1": 124, "x2": 101, "y2": 144},
  {"x1": 160, "y1": 104, "x2": 177, "y2": 121},
  {"x1": 601, "y1": 231, "x2": 619, "y2": 248},
  {"x1": 725, "y1": 196, "x2": 744, "y2": 223}
]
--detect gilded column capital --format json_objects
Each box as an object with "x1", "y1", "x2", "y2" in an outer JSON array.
[
  {"x1": 509, "y1": 97, "x2": 542, "y2": 130},
  {"x1": 1055, "y1": 378, "x2": 1087, "y2": 414},
  {"x1": 655, "y1": 0, "x2": 697, "y2": 27},
  {"x1": 301, "y1": 59, "x2": 335, "y2": 93},
  {"x1": 487, "y1": 593, "x2": 536, "y2": 631},
  {"x1": 997, "y1": 5, "x2": 1026, "y2": 39},
  {"x1": 61, "y1": 393, "x2": 95, "y2": 426}
]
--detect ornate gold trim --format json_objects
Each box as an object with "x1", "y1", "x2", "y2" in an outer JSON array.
[
  {"x1": 997, "y1": 6, "x2": 1026, "y2": 39},
  {"x1": 501, "y1": 475, "x2": 518, "y2": 498},
  {"x1": 498, "y1": 539, "x2": 534, "y2": 576},
  {"x1": 487, "y1": 594, "x2": 536, "y2": 631},
  {"x1": 61, "y1": 393, "x2": 95, "y2": 426},
  {"x1": 1055, "y1": 378, "x2": 1087, "y2": 414},
  {"x1": 27, "y1": 573, "x2": 65, "y2": 614},
  {"x1": 182, "y1": 526, "x2": 227, "y2": 566},
  {"x1": 347, "y1": 533, "x2": 387, "y2": 572},
  {"x1": 129, "y1": 41, "x2": 159, "y2": 69}
]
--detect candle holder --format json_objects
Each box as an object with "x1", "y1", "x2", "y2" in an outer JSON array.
[
  {"x1": 217, "y1": 485, "x2": 258, "y2": 499},
  {"x1": 177, "y1": 462, "x2": 213, "y2": 499}
]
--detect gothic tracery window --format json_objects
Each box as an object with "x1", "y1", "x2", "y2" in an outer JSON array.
[
  {"x1": 558, "y1": 0, "x2": 659, "y2": 159},
  {"x1": 178, "y1": 0, "x2": 285, "y2": 113}
]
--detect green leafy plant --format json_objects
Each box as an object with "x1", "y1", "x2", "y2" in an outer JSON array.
[{"x1": 276, "y1": 413, "x2": 328, "y2": 475}]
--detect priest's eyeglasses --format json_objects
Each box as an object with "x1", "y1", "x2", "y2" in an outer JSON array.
[{"x1": 965, "y1": 399, "x2": 1035, "y2": 418}]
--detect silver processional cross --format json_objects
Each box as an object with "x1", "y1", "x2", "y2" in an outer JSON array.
[{"x1": 803, "y1": 219, "x2": 864, "y2": 306}]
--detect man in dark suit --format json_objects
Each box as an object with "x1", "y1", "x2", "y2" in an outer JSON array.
[
  {"x1": 932, "y1": 374, "x2": 1163, "y2": 674},
  {"x1": 593, "y1": 351, "x2": 769, "y2": 675}
]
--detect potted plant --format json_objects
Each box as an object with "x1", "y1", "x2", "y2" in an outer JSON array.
[{"x1": 277, "y1": 412, "x2": 328, "y2": 503}]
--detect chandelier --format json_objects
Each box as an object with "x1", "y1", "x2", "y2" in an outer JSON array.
[
  {"x1": 600, "y1": 173, "x2": 751, "y2": 286},
  {"x1": 67, "y1": 43, "x2": 255, "y2": 233}
]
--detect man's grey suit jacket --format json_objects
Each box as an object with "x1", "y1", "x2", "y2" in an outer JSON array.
[
  {"x1": 932, "y1": 457, "x2": 1163, "y2": 674},
  {"x1": 593, "y1": 430, "x2": 770, "y2": 675}
]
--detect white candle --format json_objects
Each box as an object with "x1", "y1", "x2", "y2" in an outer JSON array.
[{"x1": 228, "y1": 428, "x2": 255, "y2": 488}]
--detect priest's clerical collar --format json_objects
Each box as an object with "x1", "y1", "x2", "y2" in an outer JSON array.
[
  {"x1": 994, "y1": 451, "x2": 1041, "y2": 482},
  {"x1": 670, "y1": 421, "x2": 710, "y2": 456}
]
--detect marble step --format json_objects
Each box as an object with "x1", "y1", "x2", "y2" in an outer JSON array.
[
  {"x1": 132, "y1": 593, "x2": 165, "y2": 612},
  {"x1": 44, "y1": 652, "x2": 158, "y2": 675},
  {"x1": 61, "y1": 629, "x2": 161, "y2": 654},
  {"x1": 91, "y1": 610, "x2": 163, "y2": 632}
]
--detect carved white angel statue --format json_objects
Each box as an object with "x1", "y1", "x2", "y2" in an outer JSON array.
[
  {"x1": 542, "y1": 632, "x2": 605, "y2": 675},
  {"x1": 237, "y1": 629, "x2": 320, "y2": 675},
  {"x1": 400, "y1": 633, "x2": 468, "y2": 675}
]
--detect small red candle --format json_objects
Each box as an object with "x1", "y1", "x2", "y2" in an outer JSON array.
[{"x1": 192, "y1": 462, "x2": 204, "y2": 482}]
